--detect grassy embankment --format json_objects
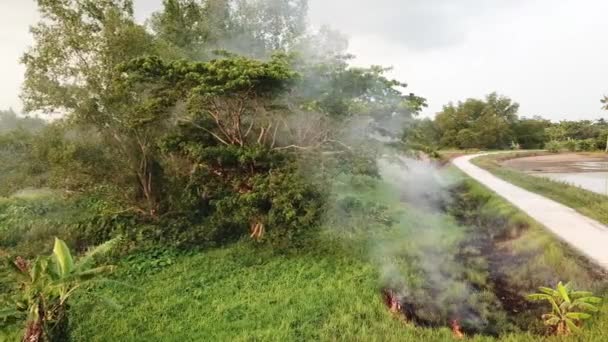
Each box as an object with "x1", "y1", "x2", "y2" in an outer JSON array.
[
  {"x1": 2, "y1": 170, "x2": 608, "y2": 341},
  {"x1": 471, "y1": 151, "x2": 608, "y2": 225}
]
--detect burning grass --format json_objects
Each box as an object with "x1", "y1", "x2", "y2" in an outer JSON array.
[{"x1": 359, "y1": 169, "x2": 608, "y2": 338}]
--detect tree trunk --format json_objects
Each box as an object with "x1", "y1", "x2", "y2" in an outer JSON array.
[{"x1": 137, "y1": 168, "x2": 158, "y2": 217}]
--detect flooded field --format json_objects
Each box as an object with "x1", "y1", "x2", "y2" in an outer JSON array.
[
  {"x1": 534, "y1": 172, "x2": 608, "y2": 196},
  {"x1": 502, "y1": 153, "x2": 608, "y2": 196}
]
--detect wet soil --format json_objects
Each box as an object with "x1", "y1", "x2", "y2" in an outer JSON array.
[{"x1": 502, "y1": 153, "x2": 608, "y2": 173}]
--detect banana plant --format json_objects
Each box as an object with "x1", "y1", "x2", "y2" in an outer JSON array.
[
  {"x1": 527, "y1": 281, "x2": 602, "y2": 335},
  {"x1": 1, "y1": 237, "x2": 117, "y2": 342}
]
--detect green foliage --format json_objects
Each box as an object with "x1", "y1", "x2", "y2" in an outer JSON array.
[
  {"x1": 544, "y1": 120, "x2": 607, "y2": 152},
  {"x1": 430, "y1": 93, "x2": 519, "y2": 149},
  {"x1": 160, "y1": 145, "x2": 325, "y2": 248},
  {"x1": 545, "y1": 138, "x2": 600, "y2": 153},
  {"x1": 545, "y1": 140, "x2": 563, "y2": 153},
  {"x1": 0, "y1": 109, "x2": 45, "y2": 134},
  {"x1": 511, "y1": 117, "x2": 551, "y2": 149},
  {"x1": 0, "y1": 194, "x2": 78, "y2": 256},
  {"x1": 527, "y1": 282, "x2": 601, "y2": 335},
  {"x1": 408, "y1": 94, "x2": 607, "y2": 152},
  {"x1": 1, "y1": 238, "x2": 117, "y2": 341},
  {"x1": 402, "y1": 118, "x2": 441, "y2": 151},
  {"x1": 121, "y1": 248, "x2": 182, "y2": 278},
  {"x1": 150, "y1": 0, "x2": 308, "y2": 59}
]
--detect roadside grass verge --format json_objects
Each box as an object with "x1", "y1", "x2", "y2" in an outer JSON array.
[
  {"x1": 472, "y1": 152, "x2": 608, "y2": 225},
  {"x1": 450, "y1": 172, "x2": 608, "y2": 340}
]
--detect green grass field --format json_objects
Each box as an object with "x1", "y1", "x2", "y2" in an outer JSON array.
[
  {"x1": 67, "y1": 243, "x2": 467, "y2": 342},
  {"x1": 472, "y1": 152, "x2": 608, "y2": 225}
]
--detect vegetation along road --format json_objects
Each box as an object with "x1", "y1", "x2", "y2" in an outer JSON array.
[{"x1": 453, "y1": 153, "x2": 608, "y2": 269}]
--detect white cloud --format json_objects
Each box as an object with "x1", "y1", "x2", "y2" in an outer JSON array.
[
  {"x1": 310, "y1": 0, "x2": 608, "y2": 120},
  {"x1": 0, "y1": 1, "x2": 38, "y2": 113}
]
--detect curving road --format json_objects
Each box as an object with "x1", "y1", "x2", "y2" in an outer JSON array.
[{"x1": 453, "y1": 153, "x2": 608, "y2": 270}]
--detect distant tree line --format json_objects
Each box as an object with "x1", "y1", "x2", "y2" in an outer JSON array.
[
  {"x1": 404, "y1": 93, "x2": 608, "y2": 152},
  {"x1": 0, "y1": 109, "x2": 45, "y2": 133}
]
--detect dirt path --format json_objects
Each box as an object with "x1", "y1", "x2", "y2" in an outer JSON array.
[{"x1": 453, "y1": 153, "x2": 608, "y2": 270}]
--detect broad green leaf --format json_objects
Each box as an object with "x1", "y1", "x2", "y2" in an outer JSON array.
[
  {"x1": 566, "y1": 312, "x2": 592, "y2": 320},
  {"x1": 570, "y1": 291, "x2": 593, "y2": 298},
  {"x1": 53, "y1": 237, "x2": 74, "y2": 277},
  {"x1": 527, "y1": 293, "x2": 552, "y2": 301},
  {"x1": 557, "y1": 282, "x2": 571, "y2": 303},
  {"x1": 538, "y1": 286, "x2": 559, "y2": 297},
  {"x1": 565, "y1": 319, "x2": 582, "y2": 333},
  {"x1": 573, "y1": 302, "x2": 599, "y2": 312},
  {"x1": 75, "y1": 237, "x2": 121, "y2": 271},
  {"x1": 30, "y1": 257, "x2": 47, "y2": 283},
  {"x1": 575, "y1": 296, "x2": 602, "y2": 304},
  {"x1": 75, "y1": 266, "x2": 117, "y2": 280}
]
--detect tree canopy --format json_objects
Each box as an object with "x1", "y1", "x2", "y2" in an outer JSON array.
[
  {"x1": 12, "y1": 0, "x2": 425, "y2": 247},
  {"x1": 434, "y1": 93, "x2": 519, "y2": 149}
]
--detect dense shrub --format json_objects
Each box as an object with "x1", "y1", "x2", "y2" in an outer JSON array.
[
  {"x1": 545, "y1": 140, "x2": 563, "y2": 153},
  {"x1": 577, "y1": 138, "x2": 597, "y2": 151}
]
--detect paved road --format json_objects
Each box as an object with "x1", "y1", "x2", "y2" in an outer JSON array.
[{"x1": 453, "y1": 153, "x2": 608, "y2": 270}]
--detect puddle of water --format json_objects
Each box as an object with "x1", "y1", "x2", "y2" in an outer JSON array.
[
  {"x1": 533, "y1": 172, "x2": 608, "y2": 196},
  {"x1": 572, "y1": 161, "x2": 608, "y2": 171}
]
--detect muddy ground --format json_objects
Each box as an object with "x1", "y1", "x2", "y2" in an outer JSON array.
[{"x1": 501, "y1": 153, "x2": 608, "y2": 173}]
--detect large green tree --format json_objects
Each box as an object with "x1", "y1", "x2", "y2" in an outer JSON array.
[
  {"x1": 511, "y1": 116, "x2": 551, "y2": 149},
  {"x1": 435, "y1": 93, "x2": 519, "y2": 149},
  {"x1": 21, "y1": 0, "x2": 172, "y2": 215}
]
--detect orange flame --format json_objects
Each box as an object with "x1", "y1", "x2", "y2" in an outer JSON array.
[
  {"x1": 382, "y1": 289, "x2": 401, "y2": 314},
  {"x1": 451, "y1": 320, "x2": 465, "y2": 339}
]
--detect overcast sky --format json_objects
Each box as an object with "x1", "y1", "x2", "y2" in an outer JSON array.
[{"x1": 1, "y1": 0, "x2": 607, "y2": 120}]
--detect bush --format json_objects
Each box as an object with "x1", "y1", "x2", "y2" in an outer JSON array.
[
  {"x1": 577, "y1": 139, "x2": 597, "y2": 151},
  {"x1": 545, "y1": 141, "x2": 563, "y2": 153},
  {"x1": 563, "y1": 139, "x2": 577, "y2": 152}
]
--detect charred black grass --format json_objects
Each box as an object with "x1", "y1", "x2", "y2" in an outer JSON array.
[{"x1": 379, "y1": 173, "x2": 607, "y2": 337}]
